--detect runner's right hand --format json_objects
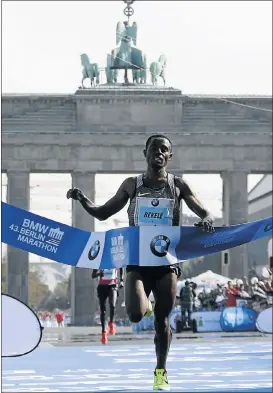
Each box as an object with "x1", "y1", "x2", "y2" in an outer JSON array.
[{"x1": 66, "y1": 187, "x2": 84, "y2": 201}]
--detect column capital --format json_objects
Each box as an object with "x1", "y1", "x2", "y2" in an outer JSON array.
[
  {"x1": 71, "y1": 171, "x2": 96, "y2": 176},
  {"x1": 6, "y1": 169, "x2": 30, "y2": 175},
  {"x1": 221, "y1": 171, "x2": 249, "y2": 178}
]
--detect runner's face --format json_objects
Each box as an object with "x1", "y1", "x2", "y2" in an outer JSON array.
[{"x1": 144, "y1": 138, "x2": 172, "y2": 169}]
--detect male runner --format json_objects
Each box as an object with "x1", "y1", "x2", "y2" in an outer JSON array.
[
  {"x1": 67, "y1": 134, "x2": 214, "y2": 390},
  {"x1": 92, "y1": 268, "x2": 124, "y2": 344}
]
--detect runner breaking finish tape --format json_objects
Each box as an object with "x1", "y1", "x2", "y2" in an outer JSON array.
[{"x1": 66, "y1": 134, "x2": 216, "y2": 391}]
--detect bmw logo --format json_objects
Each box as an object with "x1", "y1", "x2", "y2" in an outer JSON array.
[
  {"x1": 150, "y1": 235, "x2": 171, "y2": 257},
  {"x1": 88, "y1": 240, "x2": 100, "y2": 260},
  {"x1": 151, "y1": 199, "x2": 159, "y2": 207},
  {"x1": 264, "y1": 223, "x2": 272, "y2": 232}
]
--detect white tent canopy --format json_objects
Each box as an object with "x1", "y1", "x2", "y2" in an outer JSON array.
[
  {"x1": 191, "y1": 270, "x2": 231, "y2": 286},
  {"x1": 176, "y1": 270, "x2": 231, "y2": 296}
]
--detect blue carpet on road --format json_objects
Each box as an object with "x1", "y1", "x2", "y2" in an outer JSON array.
[{"x1": 2, "y1": 339, "x2": 272, "y2": 392}]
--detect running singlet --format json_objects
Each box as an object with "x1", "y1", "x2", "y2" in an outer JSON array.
[
  {"x1": 127, "y1": 174, "x2": 180, "y2": 227},
  {"x1": 99, "y1": 269, "x2": 118, "y2": 286}
]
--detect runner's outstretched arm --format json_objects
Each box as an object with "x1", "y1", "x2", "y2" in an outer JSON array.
[
  {"x1": 175, "y1": 177, "x2": 214, "y2": 232},
  {"x1": 66, "y1": 177, "x2": 135, "y2": 221},
  {"x1": 176, "y1": 177, "x2": 213, "y2": 219}
]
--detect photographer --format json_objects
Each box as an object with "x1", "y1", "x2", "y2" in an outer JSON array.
[
  {"x1": 180, "y1": 281, "x2": 195, "y2": 328},
  {"x1": 224, "y1": 281, "x2": 239, "y2": 307}
]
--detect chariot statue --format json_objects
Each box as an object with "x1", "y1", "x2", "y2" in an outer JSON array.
[{"x1": 107, "y1": 20, "x2": 147, "y2": 84}]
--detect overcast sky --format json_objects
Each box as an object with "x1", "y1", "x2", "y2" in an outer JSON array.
[{"x1": 2, "y1": 1, "x2": 272, "y2": 94}]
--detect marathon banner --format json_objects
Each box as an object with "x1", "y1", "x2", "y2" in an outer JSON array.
[{"x1": 2, "y1": 202, "x2": 272, "y2": 269}]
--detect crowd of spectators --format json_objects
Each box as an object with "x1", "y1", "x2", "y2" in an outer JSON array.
[
  {"x1": 179, "y1": 267, "x2": 273, "y2": 329},
  {"x1": 36, "y1": 269, "x2": 273, "y2": 330}
]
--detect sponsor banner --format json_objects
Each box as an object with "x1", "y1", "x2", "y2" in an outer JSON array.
[
  {"x1": 2, "y1": 294, "x2": 43, "y2": 357},
  {"x1": 256, "y1": 307, "x2": 273, "y2": 334},
  {"x1": 2, "y1": 202, "x2": 89, "y2": 267},
  {"x1": 2, "y1": 202, "x2": 272, "y2": 269},
  {"x1": 139, "y1": 226, "x2": 181, "y2": 266},
  {"x1": 191, "y1": 311, "x2": 222, "y2": 332},
  {"x1": 220, "y1": 307, "x2": 258, "y2": 332}
]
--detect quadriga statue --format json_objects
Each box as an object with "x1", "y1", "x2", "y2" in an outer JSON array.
[
  {"x1": 150, "y1": 54, "x2": 167, "y2": 86},
  {"x1": 109, "y1": 21, "x2": 146, "y2": 84},
  {"x1": 80, "y1": 54, "x2": 100, "y2": 88}
]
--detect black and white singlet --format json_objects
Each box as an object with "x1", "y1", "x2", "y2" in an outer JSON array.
[{"x1": 127, "y1": 174, "x2": 180, "y2": 227}]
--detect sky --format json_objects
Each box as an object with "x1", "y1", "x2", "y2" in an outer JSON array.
[{"x1": 2, "y1": 1, "x2": 272, "y2": 94}]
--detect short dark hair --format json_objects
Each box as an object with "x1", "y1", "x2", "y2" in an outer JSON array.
[{"x1": 145, "y1": 134, "x2": 172, "y2": 150}]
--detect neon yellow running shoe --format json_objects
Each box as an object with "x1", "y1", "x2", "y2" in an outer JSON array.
[
  {"x1": 145, "y1": 300, "x2": 153, "y2": 317},
  {"x1": 153, "y1": 369, "x2": 170, "y2": 391}
]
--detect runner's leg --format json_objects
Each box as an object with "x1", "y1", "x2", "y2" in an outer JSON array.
[
  {"x1": 97, "y1": 285, "x2": 108, "y2": 333},
  {"x1": 109, "y1": 287, "x2": 118, "y2": 323},
  {"x1": 108, "y1": 286, "x2": 118, "y2": 335},
  {"x1": 153, "y1": 271, "x2": 177, "y2": 370},
  {"x1": 125, "y1": 270, "x2": 152, "y2": 323}
]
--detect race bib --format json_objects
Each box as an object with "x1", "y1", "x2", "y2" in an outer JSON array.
[
  {"x1": 136, "y1": 197, "x2": 174, "y2": 226},
  {"x1": 102, "y1": 269, "x2": 117, "y2": 280}
]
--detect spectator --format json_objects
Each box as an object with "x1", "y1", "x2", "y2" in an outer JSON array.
[
  {"x1": 55, "y1": 310, "x2": 64, "y2": 327},
  {"x1": 249, "y1": 277, "x2": 260, "y2": 296},
  {"x1": 237, "y1": 279, "x2": 247, "y2": 295},
  {"x1": 242, "y1": 276, "x2": 250, "y2": 293},
  {"x1": 224, "y1": 281, "x2": 238, "y2": 307},
  {"x1": 180, "y1": 281, "x2": 194, "y2": 328}
]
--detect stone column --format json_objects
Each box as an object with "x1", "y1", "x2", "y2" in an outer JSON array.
[
  {"x1": 221, "y1": 172, "x2": 248, "y2": 278},
  {"x1": 7, "y1": 171, "x2": 30, "y2": 303},
  {"x1": 70, "y1": 172, "x2": 97, "y2": 326}
]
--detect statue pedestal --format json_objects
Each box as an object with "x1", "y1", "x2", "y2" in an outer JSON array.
[
  {"x1": 74, "y1": 85, "x2": 183, "y2": 132},
  {"x1": 76, "y1": 84, "x2": 181, "y2": 93}
]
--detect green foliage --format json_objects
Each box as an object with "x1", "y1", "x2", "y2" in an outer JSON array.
[
  {"x1": 1, "y1": 260, "x2": 51, "y2": 308},
  {"x1": 39, "y1": 279, "x2": 70, "y2": 311}
]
